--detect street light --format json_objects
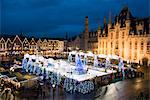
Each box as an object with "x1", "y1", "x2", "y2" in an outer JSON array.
[{"x1": 52, "y1": 84, "x2": 55, "y2": 100}]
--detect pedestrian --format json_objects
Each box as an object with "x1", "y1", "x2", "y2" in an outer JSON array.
[{"x1": 7, "y1": 90, "x2": 14, "y2": 100}]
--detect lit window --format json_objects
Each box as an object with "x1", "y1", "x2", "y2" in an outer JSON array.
[
  {"x1": 135, "y1": 41, "x2": 137, "y2": 50},
  {"x1": 122, "y1": 50, "x2": 124, "y2": 58},
  {"x1": 122, "y1": 41, "x2": 124, "y2": 48},
  {"x1": 134, "y1": 52, "x2": 137, "y2": 60},
  {"x1": 111, "y1": 33, "x2": 113, "y2": 39}
]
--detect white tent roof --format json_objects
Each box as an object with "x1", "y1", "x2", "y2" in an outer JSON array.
[
  {"x1": 31, "y1": 55, "x2": 36, "y2": 59},
  {"x1": 69, "y1": 51, "x2": 77, "y2": 55},
  {"x1": 97, "y1": 54, "x2": 107, "y2": 58},
  {"x1": 48, "y1": 58, "x2": 54, "y2": 63},
  {"x1": 86, "y1": 52, "x2": 94, "y2": 57},
  {"x1": 24, "y1": 54, "x2": 30, "y2": 59},
  {"x1": 79, "y1": 52, "x2": 85, "y2": 56},
  {"x1": 38, "y1": 56, "x2": 45, "y2": 62}
]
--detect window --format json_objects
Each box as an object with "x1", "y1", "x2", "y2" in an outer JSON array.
[
  {"x1": 135, "y1": 41, "x2": 137, "y2": 50},
  {"x1": 111, "y1": 42, "x2": 113, "y2": 48},
  {"x1": 122, "y1": 41, "x2": 124, "y2": 48},
  {"x1": 111, "y1": 33, "x2": 113, "y2": 39},
  {"x1": 122, "y1": 32, "x2": 125, "y2": 38},
  {"x1": 116, "y1": 28, "x2": 119, "y2": 39},
  {"x1": 122, "y1": 50, "x2": 124, "y2": 58},
  {"x1": 130, "y1": 41, "x2": 132, "y2": 49},
  {"x1": 116, "y1": 31, "x2": 119, "y2": 39},
  {"x1": 134, "y1": 52, "x2": 137, "y2": 60},
  {"x1": 147, "y1": 41, "x2": 150, "y2": 53},
  {"x1": 116, "y1": 41, "x2": 118, "y2": 49},
  {"x1": 141, "y1": 41, "x2": 144, "y2": 51}
]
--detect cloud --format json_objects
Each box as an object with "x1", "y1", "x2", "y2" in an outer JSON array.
[{"x1": 1, "y1": 0, "x2": 149, "y2": 38}]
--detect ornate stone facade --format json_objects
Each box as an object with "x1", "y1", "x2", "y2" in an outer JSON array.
[{"x1": 98, "y1": 7, "x2": 150, "y2": 65}]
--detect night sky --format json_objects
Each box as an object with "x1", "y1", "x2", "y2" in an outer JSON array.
[{"x1": 1, "y1": 0, "x2": 149, "y2": 38}]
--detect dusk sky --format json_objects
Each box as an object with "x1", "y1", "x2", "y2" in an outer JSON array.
[{"x1": 1, "y1": 0, "x2": 149, "y2": 38}]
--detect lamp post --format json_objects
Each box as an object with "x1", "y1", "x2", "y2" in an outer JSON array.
[{"x1": 52, "y1": 84, "x2": 55, "y2": 100}]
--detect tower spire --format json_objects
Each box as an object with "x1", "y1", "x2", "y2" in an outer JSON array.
[
  {"x1": 85, "y1": 16, "x2": 89, "y2": 33},
  {"x1": 98, "y1": 23, "x2": 101, "y2": 30},
  {"x1": 104, "y1": 16, "x2": 106, "y2": 25},
  {"x1": 127, "y1": 9, "x2": 130, "y2": 19},
  {"x1": 108, "y1": 11, "x2": 112, "y2": 24}
]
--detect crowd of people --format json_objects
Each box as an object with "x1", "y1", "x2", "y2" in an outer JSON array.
[{"x1": 0, "y1": 78, "x2": 20, "y2": 100}]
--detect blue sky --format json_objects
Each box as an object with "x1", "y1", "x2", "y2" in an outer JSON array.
[{"x1": 1, "y1": 0, "x2": 149, "y2": 38}]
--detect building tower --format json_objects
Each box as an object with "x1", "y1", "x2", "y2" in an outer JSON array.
[
  {"x1": 126, "y1": 9, "x2": 131, "y2": 30},
  {"x1": 108, "y1": 12, "x2": 112, "y2": 29},
  {"x1": 83, "y1": 16, "x2": 89, "y2": 51},
  {"x1": 97, "y1": 23, "x2": 101, "y2": 54}
]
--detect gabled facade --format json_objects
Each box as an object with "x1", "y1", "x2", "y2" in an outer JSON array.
[
  {"x1": 47, "y1": 40, "x2": 53, "y2": 50},
  {"x1": 0, "y1": 38, "x2": 6, "y2": 51},
  {"x1": 22, "y1": 38, "x2": 30, "y2": 51},
  {"x1": 68, "y1": 35, "x2": 81, "y2": 51},
  {"x1": 12, "y1": 35, "x2": 22, "y2": 51},
  {"x1": 5, "y1": 38, "x2": 12, "y2": 51},
  {"x1": 42, "y1": 39, "x2": 48, "y2": 50},
  {"x1": 30, "y1": 38, "x2": 37, "y2": 51},
  {"x1": 37, "y1": 39, "x2": 43, "y2": 51},
  {"x1": 58, "y1": 41, "x2": 64, "y2": 52}
]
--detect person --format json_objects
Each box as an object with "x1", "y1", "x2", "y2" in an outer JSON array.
[
  {"x1": 94, "y1": 55, "x2": 99, "y2": 67},
  {"x1": 7, "y1": 90, "x2": 14, "y2": 100},
  {"x1": 0, "y1": 87, "x2": 11, "y2": 100},
  {"x1": 43, "y1": 68, "x2": 47, "y2": 83}
]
